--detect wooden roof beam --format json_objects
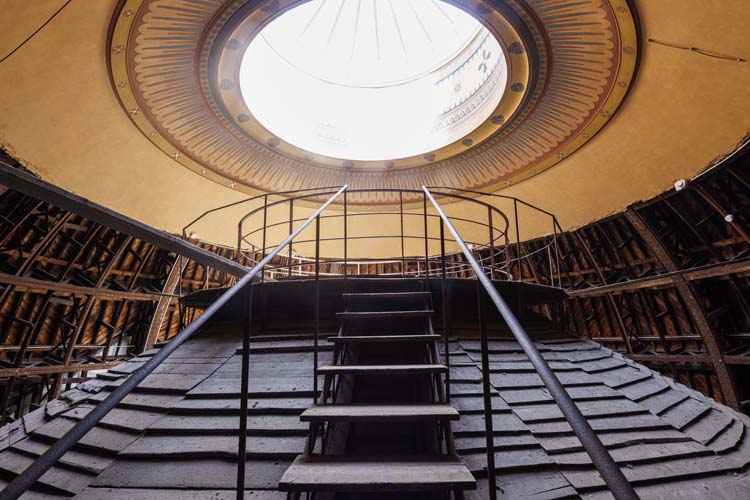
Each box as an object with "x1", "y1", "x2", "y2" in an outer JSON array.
[
  {"x1": 624, "y1": 208, "x2": 741, "y2": 410},
  {"x1": 0, "y1": 161, "x2": 248, "y2": 277},
  {"x1": 0, "y1": 271, "x2": 167, "y2": 301},
  {"x1": 0, "y1": 360, "x2": 122, "y2": 378},
  {"x1": 568, "y1": 258, "x2": 750, "y2": 298}
]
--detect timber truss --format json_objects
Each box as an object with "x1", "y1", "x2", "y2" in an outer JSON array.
[
  {"x1": 2, "y1": 143, "x2": 750, "y2": 423},
  {"x1": 511, "y1": 143, "x2": 750, "y2": 411},
  {"x1": 0, "y1": 154, "x2": 241, "y2": 423}
]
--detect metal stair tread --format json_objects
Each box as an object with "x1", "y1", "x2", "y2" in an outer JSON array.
[
  {"x1": 279, "y1": 454, "x2": 476, "y2": 492},
  {"x1": 342, "y1": 292, "x2": 432, "y2": 299},
  {"x1": 300, "y1": 403, "x2": 459, "y2": 422},
  {"x1": 327, "y1": 334, "x2": 441, "y2": 343},
  {"x1": 316, "y1": 364, "x2": 448, "y2": 375},
  {"x1": 336, "y1": 310, "x2": 433, "y2": 319}
]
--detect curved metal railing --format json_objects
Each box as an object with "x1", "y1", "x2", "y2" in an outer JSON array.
[{"x1": 183, "y1": 186, "x2": 562, "y2": 285}]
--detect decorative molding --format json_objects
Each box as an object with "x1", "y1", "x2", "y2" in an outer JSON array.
[{"x1": 109, "y1": 0, "x2": 639, "y2": 203}]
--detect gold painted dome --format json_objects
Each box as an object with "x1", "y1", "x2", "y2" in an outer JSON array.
[{"x1": 109, "y1": 0, "x2": 638, "y2": 204}]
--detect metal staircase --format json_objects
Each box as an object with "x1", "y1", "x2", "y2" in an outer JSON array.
[
  {"x1": 0, "y1": 185, "x2": 638, "y2": 500},
  {"x1": 280, "y1": 279, "x2": 475, "y2": 498}
]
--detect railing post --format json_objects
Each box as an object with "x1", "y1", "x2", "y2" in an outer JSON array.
[
  {"x1": 236, "y1": 283, "x2": 253, "y2": 500},
  {"x1": 513, "y1": 199, "x2": 521, "y2": 281},
  {"x1": 488, "y1": 207, "x2": 495, "y2": 280},
  {"x1": 261, "y1": 194, "x2": 268, "y2": 283},
  {"x1": 476, "y1": 280, "x2": 497, "y2": 500},
  {"x1": 236, "y1": 222, "x2": 243, "y2": 264},
  {"x1": 547, "y1": 246, "x2": 553, "y2": 287},
  {"x1": 440, "y1": 220, "x2": 450, "y2": 403},
  {"x1": 553, "y1": 218, "x2": 561, "y2": 288},
  {"x1": 288, "y1": 200, "x2": 294, "y2": 278},
  {"x1": 177, "y1": 253, "x2": 185, "y2": 330},
  {"x1": 343, "y1": 190, "x2": 348, "y2": 280},
  {"x1": 423, "y1": 192, "x2": 429, "y2": 284},
  {"x1": 400, "y1": 191, "x2": 406, "y2": 277},
  {"x1": 314, "y1": 214, "x2": 320, "y2": 403}
]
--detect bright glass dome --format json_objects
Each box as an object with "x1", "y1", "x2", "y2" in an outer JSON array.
[{"x1": 240, "y1": 0, "x2": 507, "y2": 162}]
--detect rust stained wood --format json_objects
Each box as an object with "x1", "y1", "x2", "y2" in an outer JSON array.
[
  {"x1": 0, "y1": 211, "x2": 73, "y2": 307},
  {"x1": 624, "y1": 208, "x2": 740, "y2": 410},
  {"x1": 0, "y1": 361, "x2": 122, "y2": 377},
  {"x1": 663, "y1": 196, "x2": 750, "y2": 325},
  {"x1": 725, "y1": 356, "x2": 750, "y2": 366},
  {"x1": 144, "y1": 257, "x2": 186, "y2": 350},
  {"x1": 694, "y1": 185, "x2": 750, "y2": 246},
  {"x1": 0, "y1": 272, "x2": 164, "y2": 301},
  {"x1": 102, "y1": 243, "x2": 159, "y2": 358},
  {"x1": 573, "y1": 231, "x2": 633, "y2": 354},
  {"x1": 51, "y1": 236, "x2": 134, "y2": 397},
  {"x1": 568, "y1": 258, "x2": 750, "y2": 298},
  {"x1": 0, "y1": 344, "x2": 107, "y2": 353},
  {"x1": 629, "y1": 353, "x2": 712, "y2": 364},
  {"x1": 0, "y1": 173, "x2": 248, "y2": 422},
  {"x1": 0, "y1": 211, "x2": 79, "y2": 420},
  {"x1": 0, "y1": 200, "x2": 43, "y2": 248},
  {"x1": 0, "y1": 162, "x2": 248, "y2": 277}
]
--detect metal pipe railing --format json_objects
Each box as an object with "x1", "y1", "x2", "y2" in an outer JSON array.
[
  {"x1": 183, "y1": 185, "x2": 561, "y2": 285},
  {"x1": 0, "y1": 185, "x2": 348, "y2": 500},
  {"x1": 423, "y1": 186, "x2": 639, "y2": 500},
  {"x1": 232, "y1": 186, "x2": 524, "y2": 281}
]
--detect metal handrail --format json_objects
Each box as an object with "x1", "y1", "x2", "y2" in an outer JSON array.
[
  {"x1": 423, "y1": 186, "x2": 639, "y2": 500},
  {"x1": 0, "y1": 185, "x2": 349, "y2": 500},
  {"x1": 180, "y1": 184, "x2": 561, "y2": 285},
  {"x1": 234, "y1": 187, "x2": 526, "y2": 282}
]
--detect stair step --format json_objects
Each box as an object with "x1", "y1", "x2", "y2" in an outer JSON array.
[
  {"x1": 337, "y1": 310, "x2": 433, "y2": 319},
  {"x1": 301, "y1": 404, "x2": 459, "y2": 422},
  {"x1": 343, "y1": 292, "x2": 431, "y2": 299},
  {"x1": 328, "y1": 334, "x2": 441, "y2": 344},
  {"x1": 317, "y1": 364, "x2": 448, "y2": 375},
  {"x1": 279, "y1": 454, "x2": 476, "y2": 492}
]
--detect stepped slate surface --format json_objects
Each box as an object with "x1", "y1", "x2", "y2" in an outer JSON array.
[
  {"x1": 443, "y1": 337, "x2": 750, "y2": 499},
  {"x1": 2, "y1": 326, "x2": 750, "y2": 499}
]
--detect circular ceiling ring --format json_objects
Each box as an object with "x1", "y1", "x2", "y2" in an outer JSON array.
[
  {"x1": 212, "y1": 0, "x2": 533, "y2": 170},
  {"x1": 108, "y1": 0, "x2": 639, "y2": 205}
]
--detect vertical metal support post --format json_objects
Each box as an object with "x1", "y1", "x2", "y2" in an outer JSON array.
[
  {"x1": 400, "y1": 191, "x2": 406, "y2": 277},
  {"x1": 177, "y1": 254, "x2": 185, "y2": 329},
  {"x1": 236, "y1": 223, "x2": 243, "y2": 264},
  {"x1": 314, "y1": 215, "x2": 321, "y2": 403},
  {"x1": 476, "y1": 281, "x2": 497, "y2": 500},
  {"x1": 440, "y1": 220, "x2": 450, "y2": 402},
  {"x1": 343, "y1": 190, "x2": 348, "y2": 280},
  {"x1": 547, "y1": 246, "x2": 554, "y2": 287},
  {"x1": 488, "y1": 207, "x2": 495, "y2": 280},
  {"x1": 423, "y1": 193, "x2": 429, "y2": 285},
  {"x1": 236, "y1": 283, "x2": 253, "y2": 500},
  {"x1": 553, "y1": 219, "x2": 561, "y2": 288},
  {"x1": 260, "y1": 195, "x2": 268, "y2": 283},
  {"x1": 288, "y1": 200, "x2": 294, "y2": 278},
  {"x1": 513, "y1": 200, "x2": 521, "y2": 281}
]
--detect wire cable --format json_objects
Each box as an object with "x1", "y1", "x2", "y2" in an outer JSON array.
[
  {"x1": 648, "y1": 38, "x2": 745, "y2": 62},
  {"x1": 0, "y1": 0, "x2": 73, "y2": 65}
]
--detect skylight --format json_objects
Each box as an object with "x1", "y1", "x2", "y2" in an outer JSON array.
[{"x1": 240, "y1": 0, "x2": 507, "y2": 162}]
